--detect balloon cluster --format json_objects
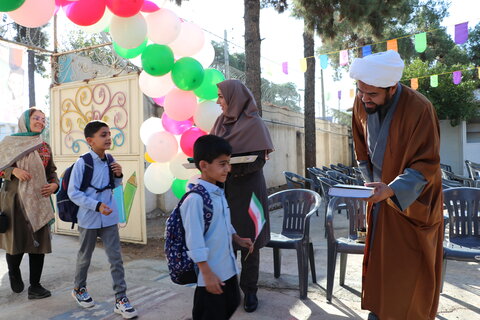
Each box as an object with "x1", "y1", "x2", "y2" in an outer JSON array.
[{"x1": 2, "y1": 0, "x2": 225, "y2": 197}]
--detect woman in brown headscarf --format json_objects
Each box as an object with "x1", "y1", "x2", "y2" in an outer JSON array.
[
  {"x1": 212, "y1": 79, "x2": 274, "y2": 313},
  {"x1": 0, "y1": 108, "x2": 58, "y2": 299}
]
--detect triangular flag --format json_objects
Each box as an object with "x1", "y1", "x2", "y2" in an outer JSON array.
[
  {"x1": 455, "y1": 22, "x2": 468, "y2": 44},
  {"x1": 478, "y1": 67, "x2": 480, "y2": 79},
  {"x1": 300, "y1": 58, "x2": 307, "y2": 72},
  {"x1": 326, "y1": 92, "x2": 331, "y2": 101},
  {"x1": 362, "y1": 45, "x2": 372, "y2": 57},
  {"x1": 453, "y1": 71, "x2": 462, "y2": 85},
  {"x1": 387, "y1": 39, "x2": 398, "y2": 51},
  {"x1": 411, "y1": 78, "x2": 418, "y2": 90},
  {"x1": 248, "y1": 193, "x2": 266, "y2": 239},
  {"x1": 338, "y1": 90, "x2": 342, "y2": 100},
  {"x1": 339, "y1": 50, "x2": 349, "y2": 66},
  {"x1": 414, "y1": 32, "x2": 427, "y2": 53},
  {"x1": 349, "y1": 88, "x2": 355, "y2": 98},
  {"x1": 282, "y1": 62, "x2": 288, "y2": 75},
  {"x1": 430, "y1": 75, "x2": 438, "y2": 87},
  {"x1": 320, "y1": 54, "x2": 328, "y2": 69}
]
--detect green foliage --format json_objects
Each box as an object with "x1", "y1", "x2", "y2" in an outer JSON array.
[
  {"x1": 13, "y1": 24, "x2": 49, "y2": 77},
  {"x1": 261, "y1": 78, "x2": 301, "y2": 112},
  {"x1": 330, "y1": 108, "x2": 352, "y2": 127},
  {"x1": 403, "y1": 59, "x2": 480, "y2": 126},
  {"x1": 212, "y1": 41, "x2": 245, "y2": 72}
]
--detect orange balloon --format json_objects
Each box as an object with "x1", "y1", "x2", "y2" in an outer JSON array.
[{"x1": 145, "y1": 152, "x2": 155, "y2": 163}]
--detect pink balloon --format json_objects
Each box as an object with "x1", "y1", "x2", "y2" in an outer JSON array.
[
  {"x1": 180, "y1": 127, "x2": 207, "y2": 157},
  {"x1": 162, "y1": 113, "x2": 193, "y2": 135},
  {"x1": 9, "y1": 0, "x2": 55, "y2": 28},
  {"x1": 106, "y1": 0, "x2": 144, "y2": 18},
  {"x1": 146, "y1": 131, "x2": 178, "y2": 163},
  {"x1": 141, "y1": 0, "x2": 159, "y2": 12},
  {"x1": 63, "y1": 0, "x2": 106, "y2": 26},
  {"x1": 152, "y1": 96, "x2": 165, "y2": 106},
  {"x1": 164, "y1": 88, "x2": 197, "y2": 121}
]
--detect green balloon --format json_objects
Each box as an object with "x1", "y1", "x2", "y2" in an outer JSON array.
[
  {"x1": 113, "y1": 39, "x2": 147, "y2": 59},
  {"x1": 193, "y1": 69, "x2": 225, "y2": 100},
  {"x1": 171, "y1": 57, "x2": 205, "y2": 91},
  {"x1": 172, "y1": 179, "x2": 188, "y2": 199},
  {"x1": 141, "y1": 44, "x2": 175, "y2": 76},
  {"x1": 0, "y1": 0, "x2": 26, "y2": 12}
]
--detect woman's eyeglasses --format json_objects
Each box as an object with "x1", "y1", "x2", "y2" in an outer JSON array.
[{"x1": 32, "y1": 115, "x2": 47, "y2": 124}]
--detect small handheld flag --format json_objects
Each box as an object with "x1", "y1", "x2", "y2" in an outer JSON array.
[{"x1": 248, "y1": 193, "x2": 266, "y2": 240}]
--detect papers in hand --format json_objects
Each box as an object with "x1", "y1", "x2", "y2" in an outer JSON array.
[
  {"x1": 182, "y1": 155, "x2": 258, "y2": 169},
  {"x1": 328, "y1": 184, "x2": 374, "y2": 198}
]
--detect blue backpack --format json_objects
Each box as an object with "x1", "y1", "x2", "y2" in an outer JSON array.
[
  {"x1": 165, "y1": 184, "x2": 213, "y2": 285},
  {"x1": 56, "y1": 153, "x2": 115, "y2": 229}
]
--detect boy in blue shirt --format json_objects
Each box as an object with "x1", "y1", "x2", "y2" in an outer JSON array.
[
  {"x1": 68, "y1": 120, "x2": 137, "y2": 319},
  {"x1": 181, "y1": 135, "x2": 253, "y2": 320}
]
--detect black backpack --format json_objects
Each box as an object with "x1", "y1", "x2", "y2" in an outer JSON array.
[{"x1": 56, "y1": 153, "x2": 115, "y2": 229}]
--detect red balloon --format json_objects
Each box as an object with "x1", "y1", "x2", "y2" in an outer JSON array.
[
  {"x1": 63, "y1": 0, "x2": 106, "y2": 26},
  {"x1": 180, "y1": 127, "x2": 207, "y2": 157},
  {"x1": 106, "y1": 0, "x2": 144, "y2": 18}
]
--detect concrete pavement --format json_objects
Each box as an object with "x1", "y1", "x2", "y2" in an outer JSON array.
[{"x1": 1, "y1": 203, "x2": 479, "y2": 320}]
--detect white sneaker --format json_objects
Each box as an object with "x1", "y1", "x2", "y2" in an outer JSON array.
[
  {"x1": 114, "y1": 296, "x2": 138, "y2": 319},
  {"x1": 72, "y1": 287, "x2": 95, "y2": 308}
]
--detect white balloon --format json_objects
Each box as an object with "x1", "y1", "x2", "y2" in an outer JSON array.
[
  {"x1": 110, "y1": 13, "x2": 147, "y2": 49},
  {"x1": 191, "y1": 41, "x2": 215, "y2": 69},
  {"x1": 138, "y1": 70, "x2": 174, "y2": 98},
  {"x1": 144, "y1": 162, "x2": 174, "y2": 194},
  {"x1": 194, "y1": 100, "x2": 222, "y2": 132},
  {"x1": 145, "y1": 8, "x2": 181, "y2": 45},
  {"x1": 80, "y1": 8, "x2": 113, "y2": 33},
  {"x1": 140, "y1": 117, "x2": 164, "y2": 145},
  {"x1": 147, "y1": 131, "x2": 178, "y2": 163},
  {"x1": 168, "y1": 22, "x2": 205, "y2": 57},
  {"x1": 169, "y1": 152, "x2": 199, "y2": 180}
]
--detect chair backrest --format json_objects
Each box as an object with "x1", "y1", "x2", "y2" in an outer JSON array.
[
  {"x1": 326, "y1": 196, "x2": 367, "y2": 242},
  {"x1": 306, "y1": 168, "x2": 323, "y2": 196},
  {"x1": 465, "y1": 160, "x2": 480, "y2": 180},
  {"x1": 440, "y1": 163, "x2": 453, "y2": 173},
  {"x1": 441, "y1": 169, "x2": 474, "y2": 187},
  {"x1": 330, "y1": 164, "x2": 350, "y2": 175},
  {"x1": 326, "y1": 170, "x2": 357, "y2": 185},
  {"x1": 283, "y1": 171, "x2": 312, "y2": 190},
  {"x1": 443, "y1": 187, "x2": 480, "y2": 239},
  {"x1": 268, "y1": 189, "x2": 321, "y2": 239}
]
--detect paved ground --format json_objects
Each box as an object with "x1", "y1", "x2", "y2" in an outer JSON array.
[{"x1": 1, "y1": 202, "x2": 479, "y2": 320}]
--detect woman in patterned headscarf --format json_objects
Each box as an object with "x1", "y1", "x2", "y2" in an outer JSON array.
[
  {"x1": 0, "y1": 108, "x2": 58, "y2": 299},
  {"x1": 212, "y1": 79, "x2": 274, "y2": 313}
]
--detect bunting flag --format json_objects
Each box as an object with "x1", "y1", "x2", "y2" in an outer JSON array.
[
  {"x1": 387, "y1": 39, "x2": 398, "y2": 51},
  {"x1": 326, "y1": 92, "x2": 331, "y2": 101},
  {"x1": 338, "y1": 90, "x2": 342, "y2": 100},
  {"x1": 411, "y1": 78, "x2": 418, "y2": 90},
  {"x1": 478, "y1": 67, "x2": 480, "y2": 79},
  {"x1": 339, "y1": 50, "x2": 349, "y2": 66},
  {"x1": 282, "y1": 61, "x2": 288, "y2": 75},
  {"x1": 320, "y1": 54, "x2": 328, "y2": 69},
  {"x1": 300, "y1": 58, "x2": 307, "y2": 72},
  {"x1": 362, "y1": 45, "x2": 372, "y2": 57},
  {"x1": 248, "y1": 193, "x2": 266, "y2": 240},
  {"x1": 350, "y1": 88, "x2": 355, "y2": 98},
  {"x1": 414, "y1": 32, "x2": 427, "y2": 53},
  {"x1": 430, "y1": 75, "x2": 438, "y2": 87},
  {"x1": 453, "y1": 71, "x2": 462, "y2": 84},
  {"x1": 455, "y1": 22, "x2": 468, "y2": 44}
]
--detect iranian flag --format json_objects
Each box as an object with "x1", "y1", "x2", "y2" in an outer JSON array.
[{"x1": 248, "y1": 193, "x2": 266, "y2": 239}]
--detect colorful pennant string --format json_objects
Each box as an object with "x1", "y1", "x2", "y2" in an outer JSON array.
[
  {"x1": 387, "y1": 39, "x2": 398, "y2": 52},
  {"x1": 320, "y1": 54, "x2": 328, "y2": 69},
  {"x1": 410, "y1": 78, "x2": 419, "y2": 90},
  {"x1": 362, "y1": 45, "x2": 372, "y2": 57},
  {"x1": 339, "y1": 50, "x2": 349, "y2": 66},
  {"x1": 414, "y1": 32, "x2": 427, "y2": 53},
  {"x1": 455, "y1": 22, "x2": 469, "y2": 44},
  {"x1": 452, "y1": 71, "x2": 462, "y2": 84},
  {"x1": 282, "y1": 61, "x2": 288, "y2": 75},
  {"x1": 300, "y1": 58, "x2": 307, "y2": 72},
  {"x1": 430, "y1": 75, "x2": 438, "y2": 87}
]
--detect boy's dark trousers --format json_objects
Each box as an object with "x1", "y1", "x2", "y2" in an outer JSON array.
[{"x1": 192, "y1": 275, "x2": 240, "y2": 320}]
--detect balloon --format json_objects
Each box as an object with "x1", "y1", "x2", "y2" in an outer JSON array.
[
  {"x1": 144, "y1": 152, "x2": 155, "y2": 163},
  {"x1": 191, "y1": 41, "x2": 215, "y2": 69},
  {"x1": 180, "y1": 127, "x2": 207, "y2": 157},
  {"x1": 169, "y1": 152, "x2": 198, "y2": 180},
  {"x1": 81, "y1": 7, "x2": 113, "y2": 33},
  {"x1": 144, "y1": 162, "x2": 174, "y2": 194},
  {"x1": 152, "y1": 96, "x2": 165, "y2": 106},
  {"x1": 171, "y1": 57, "x2": 204, "y2": 91},
  {"x1": 171, "y1": 178, "x2": 188, "y2": 199},
  {"x1": 141, "y1": 44, "x2": 174, "y2": 76},
  {"x1": 145, "y1": 8, "x2": 180, "y2": 45},
  {"x1": 138, "y1": 71, "x2": 174, "y2": 98},
  {"x1": 169, "y1": 22, "x2": 205, "y2": 57},
  {"x1": 140, "y1": 116, "x2": 164, "y2": 145},
  {"x1": 9, "y1": 0, "x2": 55, "y2": 28},
  {"x1": 193, "y1": 69, "x2": 225, "y2": 100},
  {"x1": 106, "y1": 0, "x2": 143, "y2": 18},
  {"x1": 0, "y1": 0, "x2": 25, "y2": 12},
  {"x1": 113, "y1": 39, "x2": 147, "y2": 59},
  {"x1": 63, "y1": 0, "x2": 105, "y2": 26},
  {"x1": 164, "y1": 88, "x2": 197, "y2": 121},
  {"x1": 141, "y1": 0, "x2": 159, "y2": 12},
  {"x1": 162, "y1": 113, "x2": 193, "y2": 135},
  {"x1": 109, "y1": 13, "x2": 146, "y2": 49},
  {"x1": 194, "y1": 100, "x2": 222, "y2": 132},
  {"x1": 147, "y1": 131, "x2": 178, "y2": 163}
]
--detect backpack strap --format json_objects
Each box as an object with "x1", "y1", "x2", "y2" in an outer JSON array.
[
  {"x1": 79, "y1": 153, "x2": 94, "y2": 192},
  {"x1": 105, "y1": 153, "x2": 115, "y2": 189},
  {"x1": 178, "y1": 184, "x2": 213, "y2": 234}
]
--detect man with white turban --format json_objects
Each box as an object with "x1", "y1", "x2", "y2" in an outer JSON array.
[{"x1": 350, "y1": 50, "x2": 443, "y2": 320}]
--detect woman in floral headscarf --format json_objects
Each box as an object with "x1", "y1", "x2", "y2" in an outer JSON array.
[{"x1": 0, "y1": 108, "x2": 58, "y2": 299}]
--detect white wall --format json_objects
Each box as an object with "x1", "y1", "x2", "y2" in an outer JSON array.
[{"x1": 439, "y1": 120, "x2": 465, "y2": 174}]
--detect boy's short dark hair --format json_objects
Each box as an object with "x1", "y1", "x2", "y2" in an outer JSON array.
[
  {"x1": 193, "y1": 135, "x2": 232, "y2": 170},
  {"x1": 84, "y1": 120, "x2": 109, "y2": 138}
]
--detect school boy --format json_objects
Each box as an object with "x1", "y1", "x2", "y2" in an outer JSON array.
[
  {"x1": 68, "y1": 120, "x2": 137, "y2": 319},
  {"x1": 182, "y1": 135, "x2": 254, "y2": 320}
]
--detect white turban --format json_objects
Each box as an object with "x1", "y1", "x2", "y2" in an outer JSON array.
[{"x1": 349, "y1": 50, "x2": 405, "y2": 87}]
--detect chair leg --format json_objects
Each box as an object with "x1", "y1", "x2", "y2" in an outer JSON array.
[
  {"x1": 339, "y1": 253, "x2": 347, "y2": 286},
  {"x1": 309, "y1": 242, "x2": 316, "y2": 283},
  {"x1": 326, "y1": 246, "x2": 337, "y2": 302},
  {"x1": 296, "y1": 245, "x2": 308, "y2": 299},
  {"x1": 324, "y1": 205, "x2": 328, "y2": 238},
  {"x1": 273, "y1": 248, "x2": 281, "y2": 278},
  {"x1": 441, "y1": 259, "x2": 447, "y2": 293}
]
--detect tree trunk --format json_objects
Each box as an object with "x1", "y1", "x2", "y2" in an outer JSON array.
[
  {"x1": 244, "y1": 0, "x2": 262, "y2": 115},
  {"x1": 303, "y1": 28, "x2": 316, "y2": 176}
]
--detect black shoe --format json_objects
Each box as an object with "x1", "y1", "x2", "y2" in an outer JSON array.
[
  {"x1": 28, "y1": 284, "x2": 51, "y2": 299},
  {"x1": 8, "y1": 271, "x2": 24, "y2": 293},
  {"x1": 368, "y1": 312, "x2": 379, "y2": 320},
  {"x1": 244, "y1": 293, "x2": 258, "y2": 313}
]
